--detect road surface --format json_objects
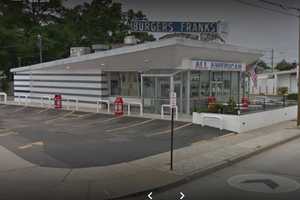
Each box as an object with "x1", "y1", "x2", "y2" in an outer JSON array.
[{"x1": 124, "y1": 138, "x2": 300, "y2": 200}]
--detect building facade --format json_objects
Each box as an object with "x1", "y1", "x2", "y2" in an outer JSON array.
[
  {"x1": 250, "y1": 69, "x2": 299, "y2": 95},
  {"x1": 11, "y1": 38, "x2": 262, "y2": 115}
]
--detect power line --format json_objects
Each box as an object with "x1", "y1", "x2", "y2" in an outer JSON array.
[
  {"x1": 232, "y1": 0, "x2": 298, "y2": 17},
  {"x1": 258, "y1": 0, "x2": 300, "y2": 12}
]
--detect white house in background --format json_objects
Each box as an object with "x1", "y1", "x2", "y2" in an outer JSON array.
[{"x1": 250, "y1": 68, "x2": 299, "y2": 95}]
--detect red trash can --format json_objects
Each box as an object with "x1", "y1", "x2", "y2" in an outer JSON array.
[
  {"x1": 54, "y1": 94, "x2": 62, "y2": 109},
  {"x1": 114, "y1": 96, "x2": 124, "y2": 116}
]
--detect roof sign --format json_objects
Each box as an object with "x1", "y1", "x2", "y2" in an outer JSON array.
[{"x1": 130, "y1": 21, "x2": 220, "y2": 33}]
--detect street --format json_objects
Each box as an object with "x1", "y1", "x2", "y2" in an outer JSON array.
[{"x1": 124, "y1": 137, "x2": 300, "y2": 200}]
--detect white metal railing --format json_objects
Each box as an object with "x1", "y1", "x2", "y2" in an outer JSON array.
[
  {"x1": 0, "y1": 92, "x2": 7, "y2": 104},
  {"x1": 96, "y1": 99, "x2": 110, "y2": 113},
  {"x1": 40, "y1": 96, "x2": 52, "y2": 108},
  {"x1": 161, "y1": 104, "x2": 178, "y2": 120},
  {"x1": 65, "y1": 97, "x2": 79, "y2": 111},
  {"x1": 17, "y1": 95, "x2": 29, "y2": 106},
  {"x1": 201, "y1": 114, "x2": 223, "y2": 130},
  {"x1": 125, "y1": 102, "x2": 143, "y2": 116}
]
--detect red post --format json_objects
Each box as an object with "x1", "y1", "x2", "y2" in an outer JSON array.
[
  {"x1": 114, "y1": 96, "x2": 124, "y2": 116},
  {"x1": 54, "y1": 94, "x2": 62, "y2": 110}
]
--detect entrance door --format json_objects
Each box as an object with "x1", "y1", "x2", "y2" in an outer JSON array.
[{"x1": 211, "y1": 81, "x2": 224, "y2": 101}]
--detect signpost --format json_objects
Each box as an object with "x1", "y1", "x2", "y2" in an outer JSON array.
[{"x1": 170, "y1": 92, "x2": 176, "y2": 171}]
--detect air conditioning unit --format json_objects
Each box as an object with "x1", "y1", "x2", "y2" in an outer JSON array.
[
  {"x1": 70, "y1": 47, "x2": 91, "y2": 57},
  {"x1": 124, "y1": 36, "x2": 137, "y2": 45}
]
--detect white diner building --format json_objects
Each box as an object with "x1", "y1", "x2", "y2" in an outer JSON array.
[{"x1": 10, "y1": 37, "x2": 262, "y2": 116}]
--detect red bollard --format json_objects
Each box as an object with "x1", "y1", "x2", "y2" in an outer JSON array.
[
  {"x1": 54, "y1": 94, "x2": 62, "y2": 110},
  {"x1": 241, "y1": 96, "x2": 249, "y2": 111},
  {"x1": 114, "y1": 96, "x2": 124, "y2": 116}
]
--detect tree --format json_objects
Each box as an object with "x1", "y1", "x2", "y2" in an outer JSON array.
[
  {"x1": 0, "y1": 0, "x2": 155, "y2": 92},
  {"x1": 275, "y1": 59, "x2": 295, "y2": 71}
]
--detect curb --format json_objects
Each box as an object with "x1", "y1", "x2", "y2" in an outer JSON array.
[{"x1": 110, "y1": 131, "x2": 300, "y2": 200}]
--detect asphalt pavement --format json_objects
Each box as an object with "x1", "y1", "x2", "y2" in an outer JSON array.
[
  {"x1": 0, "y1": 105, "x2": 229, "y2": 168},
  {"x1": 123, "y1": 138, "x2": 300, "y2": 200}
]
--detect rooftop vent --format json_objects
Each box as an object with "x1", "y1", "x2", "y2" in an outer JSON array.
[
  {"x1": 92, "y1": 44, "x2": 110, "y2": 52},
  {"x1": 124, "y1": 35, "x2": 137, "y2": 45}
]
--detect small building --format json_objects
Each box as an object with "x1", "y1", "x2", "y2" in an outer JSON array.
[
  {"x1": 250, "y1": 68, "x2": 299, "y2": 95},
  {"x1": 10, "y1": 37, "x2": 262, "y2": 116}
]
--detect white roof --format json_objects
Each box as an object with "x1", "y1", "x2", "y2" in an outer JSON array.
[{"x1": 11, "y1": 37, "x2": 263, "y2": 73}]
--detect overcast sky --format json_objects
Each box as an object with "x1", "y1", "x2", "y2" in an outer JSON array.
[{"x1": 65, "y1": 0, "x2": 300, "y2": 64}]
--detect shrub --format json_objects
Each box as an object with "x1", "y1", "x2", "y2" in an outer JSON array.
[
  {"x1": 208, "y1": 103, "x2": 223, "y2": 113},
  {"x1": 277, "y1": 87, "x2": 288, "y2": 95},
  {"x1": 225, "y1": 97, "x2": 237, "y2": 114},
  {"x1": 287, "y1": 93, "x2": 298, "y2": 100}
]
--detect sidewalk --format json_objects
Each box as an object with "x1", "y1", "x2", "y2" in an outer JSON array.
[{"x1": 0, "y1": 120, "x2": 299, "y2": 200}]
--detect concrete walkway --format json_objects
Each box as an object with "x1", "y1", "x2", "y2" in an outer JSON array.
[{"x1": 0, "y1": 120, "x2": 299, "y2": 200}]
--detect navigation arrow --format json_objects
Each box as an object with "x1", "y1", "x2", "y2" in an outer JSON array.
[
  {"x1": 148, "y1": 192, "x2": 153, "y2": 200},
  {"x1": 242, "y1": 179, "x2": 279, "y2": 190},
  {"x1": 180, "y1": 192, "x2": 185, "y2": 199}
]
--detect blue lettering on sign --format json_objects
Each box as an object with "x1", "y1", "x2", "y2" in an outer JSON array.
[
  {"x1": 192, "y1": 60, "x2": 244, "y2": 71},
  {"x1": 130, "y1": 21, "x2": 219, "y2": 33}
]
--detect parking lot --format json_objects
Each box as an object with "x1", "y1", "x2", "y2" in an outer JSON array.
[{"x1": 0, "y1": 104, "x2": 230, "y2": 168}]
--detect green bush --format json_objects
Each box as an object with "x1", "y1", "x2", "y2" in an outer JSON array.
[
  {"x1": 277, "y1": 87, "x2": 288, "y2": 95},
  {"x1": 287, "y1": 93, "x2": 298, "y2": 100},
  {"x1": 193, "y1": 107, "x2": 209, "y2": 113},
  {"x1": 224, "y1": 97, "x2": 237, "y2": 114},
  {"x1": 208, "y1": 103, "x2": 223, "y2": 113}
]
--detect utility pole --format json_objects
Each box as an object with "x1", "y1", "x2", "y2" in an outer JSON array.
[
  {"x1": 271, "y1": 48, "x2": 274, "y2": 72},
  {"x1": 37, "y1": 34, "x2": 43, "y2": 63},
  {"x1": 257, "y1": 0, "x2": 300, "y2": 126},
  {"x1": 297, "y1": 14, "x2": 300, "y2": 126}
]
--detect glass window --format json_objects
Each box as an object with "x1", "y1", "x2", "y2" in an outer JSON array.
[
  {"x1": 191, "y1": 71, "x2": 200, "y2": 97},
  {"x1": 200, "y1": 71, "x2": 210, "y2": 97},
  {"x1": 110, "y1": 72, "x2": 140, "y2": 97}
]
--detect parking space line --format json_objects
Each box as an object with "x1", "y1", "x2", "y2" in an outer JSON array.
[
  {"x1": 37, "y1": 108, "x2": 51, "y2": 114},
  {"x1": 76, "y1": 112, "x2": 97, "y2": 119},
  {"x1": 18, "y1": 141, "x2": 44, "y2": 150},
  {"x1": 64, "y1": 112, "x2": 97, "y2": 120},
  {"x1": 106, "y1": 119, "x2": 155, "y2": 133},
  {"x1": 44, "y1": 111, "x2": 75, "y2": 124},
  {"x1": 85, "y1": 116, "x2": 124, "y2": 125},
  {"x1": 0, "y1": 128, "x2": 11, "y2": 133},
  {"x1": 11, "y1": 106, "x2": 27, "y2": 113},
  {"x1": 0, "y1": 104, "x2": 9, "y2": 109},
  {"x1": 147, "y1": 123, "x2": 193, "y2": 137},
  {"x1": 0, "y1": 131, "x2": 18, "y2": 137}
]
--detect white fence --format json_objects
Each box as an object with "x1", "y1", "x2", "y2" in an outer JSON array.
[{"x1": 193, "y1": 105, "x2": 297, "y2": 133}]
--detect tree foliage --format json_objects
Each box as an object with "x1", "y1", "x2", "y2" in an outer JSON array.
[
  {"x1": 275, "y1": 59, "x2": 296, "y2": 71},
  {"x1": 0, "y1": 0, "x2": 154, "y2": 91}
]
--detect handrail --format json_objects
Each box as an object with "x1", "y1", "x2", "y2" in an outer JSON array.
[
  {"x1": 125, "y1": 101, "x2": 143, "y2": 116},
  {"x1": 17, "y1": 95, "x2": 29, "y2": 106},
  {"x1": 161, "y1": 104, "x2": 178, "y2": 120},
  {"x1": 65, "y1": 97, "x2": 79, "y2": 111},
  {"x1": 0, "y1": 92, "x2": 7, "y2": 104},
  {"x1": 96, "y1": 99, "x2": 110, "y2": 113},
  {"x1": 41, "y1": 96, "x2": 52, "y2": 108}
]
